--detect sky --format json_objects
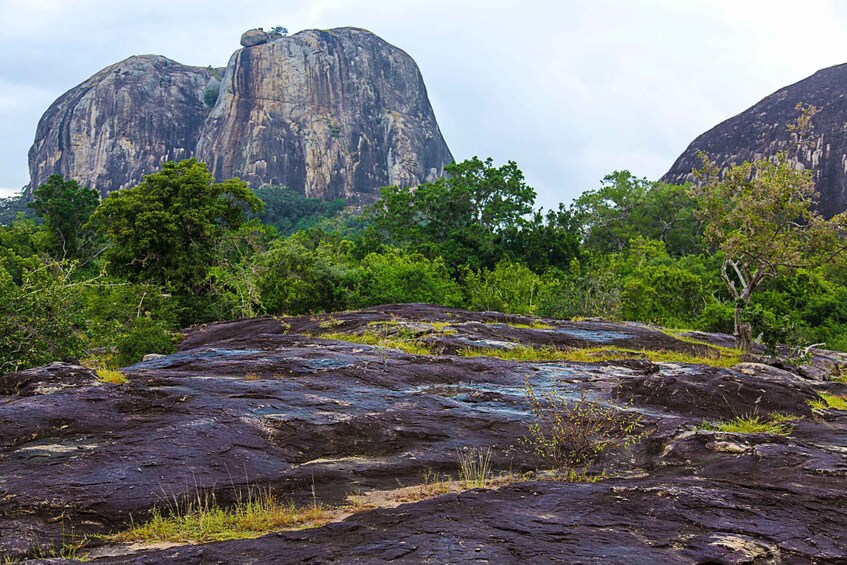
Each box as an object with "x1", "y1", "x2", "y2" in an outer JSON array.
[{"x1": 4, "y1": 0, "x2": 847, "y2": 209}]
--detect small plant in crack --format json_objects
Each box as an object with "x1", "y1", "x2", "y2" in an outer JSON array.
[{"x1": 520, "y1": 379, "x2": 642, "y2": 473}]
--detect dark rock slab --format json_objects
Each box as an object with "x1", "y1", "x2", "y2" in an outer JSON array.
[
  {"x1": 1, "y1": 305, "x2": 845, "y2": 562},
  {"x1": 93, "y1": 476, "x2": 847, "y2": 564}
]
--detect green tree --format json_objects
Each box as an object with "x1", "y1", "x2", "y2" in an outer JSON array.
[
  {"x1": 252, "y1": 185, "x2": 345, "y2": 235},
  {"x1": 0, "y1": 258, "x2": 89, "y2": 373},
  {"x1": 29, "y1": 175, "x2": 100, "y2": 260},
  {"x1": 364, "y1": 157, "x2": 537, "y2": 271},
  {"x1": 693, "y1": 106, "x2": 847, "y2": 351},
  {"x1": 573, "y1": 171, "x2": 701, "y2": 256},
  {"x1": 89, "y1": 159, "x2": 263, "y2": 294}
]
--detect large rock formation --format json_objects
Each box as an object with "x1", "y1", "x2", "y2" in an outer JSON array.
[
  {"x1": 27, "y1": 55, "x2": 217, "y2": 197},
  {"x1": 662, "y1": 63, "x2": 847, "y2": 218},
  {"x1": 27, "y1": 28, "x2": 453, "y2": 202}
]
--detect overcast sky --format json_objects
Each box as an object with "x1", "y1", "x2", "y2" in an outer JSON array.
[{"x1": 3, "y1": 0, "x2": 847, "y2": 208}]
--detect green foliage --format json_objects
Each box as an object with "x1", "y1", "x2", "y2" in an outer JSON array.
[
  {"x1": 113, "y1": 317, "x2": 176, "y2": 367},
  {"x1": 573, "y1": 171, "x2": 701, "y2": 256},
  {"x1": 89, "y1": 159, "x2": 263, "y2": 294},
  {"x1": 693, "y1": 105, "x2": 847, "y2": 350},
  {"x1": 252, "y1": 186, "x2": 345, "y2": 236},
  {"x1": 256, "y1": 231, "x2": 358, "y2": 315},
  {"x1": 29, "y1": 175, "x2": 100, "y2": 260},
  {"x1": 0, "y1": 259, "x2": 88, "y2": 373},
  {"x1": 500, "y1": 205, "x2": 584, "y2": 274},
  {"x1": 364, "y1": 157, "x2": 540, "y2": 271},
  {"x1": 463, "y1": 260, "x2": 556, "y2": 316},
  {"x1": 353, "y1": 249, "x2": 462, "y2": 307},
  {"x1": 0, "y1": 191, "x2": 32, "y2": 226}
]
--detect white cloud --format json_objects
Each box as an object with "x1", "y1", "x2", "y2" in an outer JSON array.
[{"x1": 3, "y1": 0, "x2": 847, "y2": 208}]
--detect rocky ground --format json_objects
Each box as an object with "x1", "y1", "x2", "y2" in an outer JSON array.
[{"x1": 1, "y1": 304, "x2": 846, "y2": 563}]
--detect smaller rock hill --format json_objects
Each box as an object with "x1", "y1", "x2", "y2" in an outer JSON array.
[{"x1": 662, "y1": 63, "x2": 847, "y2": 218}]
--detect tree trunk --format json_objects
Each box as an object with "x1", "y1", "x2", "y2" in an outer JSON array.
[{"x1": 734, "y1": 302, "x2": 753, "y2": 352}]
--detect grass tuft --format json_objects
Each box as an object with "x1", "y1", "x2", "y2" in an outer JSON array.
[
  {"x1": 808, "y1": 392, "x2": 847, "y2": 412},
  {"x1": 96, "y1": 368, "x2": 128, "y2": 385},
  {"x1": 113, "y1": 486, "x2": 330, "y2": 544},
  {"x1": 701, "y1": 413, "x2": 796, "y2": 435},
  {"x1": 457, "y1": 447, "x2": 493, "y2": 489}
]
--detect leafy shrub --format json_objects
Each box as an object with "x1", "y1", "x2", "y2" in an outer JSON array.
[
  {"x1": 113, "y1": 317, "x2": 176, "y2": 367},
  {"x1": 353, "y1": 250, "x2": 462, "y2": 307},
  {"x1": 0, "y1": 259, "x2": 88, "y2": 373},
  {"x1": 464, "y1": 260, "x2": 555, "y2": 316},
  {"x1": 521, "y1": 381, "x2": 641, "y2": 471},
  {"x1": 696, "y1": 301, "x2": 735, "y2": 334}
]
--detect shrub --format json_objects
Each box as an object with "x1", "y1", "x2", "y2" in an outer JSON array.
[
  {"x1": 464, "y1": 260, "x2": 555, "y2": 316},
  {"x1": 353, "y1": 250, "x2": 462, "y2": 307},
  {"x1": 113, "y1": 317, "x2": 176, "y2": 367},
  {"x1": 521, "y1": 381, "x2": 641, "y2": 472}
]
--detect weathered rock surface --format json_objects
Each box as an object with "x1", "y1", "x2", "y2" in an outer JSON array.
[
  {"x1": 197, "y1": 27, "x2": 452, "y2": 201},
  {"x1": 27, "y1": 28, "x2": 453, "y2": 203},
  {"x1": 1, "y1": 305, "x2": 846, "y2": 563},
  {"x1": 663, "y1": 63, "x2": 847, "y2": 218},
  {"x1": 27, "y1": 55, "x2": 217, "y2": 198}
]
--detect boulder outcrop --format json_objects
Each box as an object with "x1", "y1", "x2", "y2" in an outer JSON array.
[
  {"x1": 1, "y1": 305, "x2": 846, "y2": 562},
  {"x1": 663, "y1": 63, "x2": 847, "y2": 218},
  {"x1": 27, "y1": 55, "x2": 216, "y2": 198},
  {"x1": 27, "y1": 28, "x2": 453, "y2": 202}
]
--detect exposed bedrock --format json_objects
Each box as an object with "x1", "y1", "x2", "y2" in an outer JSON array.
[
  {"x1": 1, "y1": 305, "x2": 845, "y2": 562},
  {"x1": 663, "y1": 62, "x2": 847, "y2": 218}
]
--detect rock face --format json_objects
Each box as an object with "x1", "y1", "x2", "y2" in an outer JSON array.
[
  {"x1": 662, "y1": 63, "x2": 847, "y2": 218},
  {"x1": 197, "y1": 28, "x2": 452, "y2": 201},
  {"x1": 1, "y1": 304, "x2": 846, "y2": 562},
  {"x1": 27, "y1": 55, "x2": 217, "y2": 198},
  {"x1": 27, "y1": 28, "x2": 453, "y2": 202}
]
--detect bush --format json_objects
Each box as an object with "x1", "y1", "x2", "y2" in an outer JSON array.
[
  {"x1": 464, "y1": 260, "x2": 555, "y2": 316},
  {"x1": 353, "y1": 250, "x2": 462, "y2": 307},
  {"x1": 114, "y1": 317, "x2": 176, "y2": 367},
  {"x1": 0, "y1": 260, "x2": 87, "y2": 373},
  {"x1": 521, "y1": 381, "x2": 641, "y2": 472}
]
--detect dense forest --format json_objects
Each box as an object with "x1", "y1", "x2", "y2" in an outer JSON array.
[{"x1": 2, "y1": 141, "x2": 847, "y2": 374}]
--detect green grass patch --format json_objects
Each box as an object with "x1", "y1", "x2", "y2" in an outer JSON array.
[
  {"x1": 485, "y1": 320, "x2": 555, "y2": 330},
  {"x1": 808, "y1": 392, "x2": 847, "y2": 412},
  {"x1": 96, "y1": 368, "x2": 128, "y2": 384},
  {"x1": 701, "y1": 413, "x2": 796, "y2": 435},
  {"x1": 112, "y1": 487, "x2": 329, "y2": 544},
  {"x1": 318, "y1": 331, "x2": 434, "y2": 355},
  {"x1": 458, "y1": 345, "x2": 741, "y2": 367}
]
